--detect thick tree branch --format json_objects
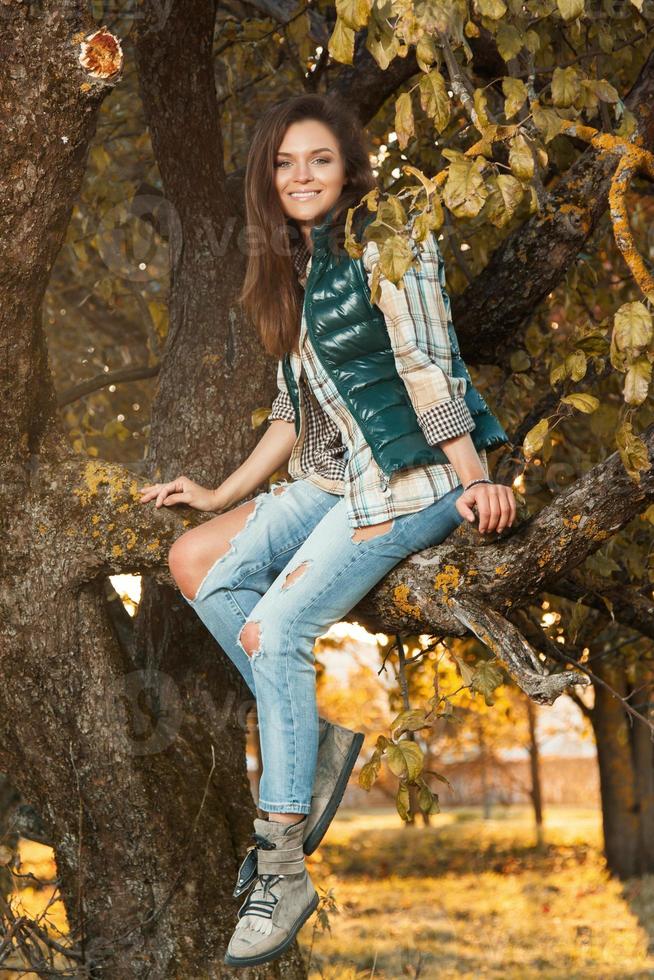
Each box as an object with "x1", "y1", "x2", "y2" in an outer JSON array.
[
  {"x1": 452, "y1": 47, "x2": 654, "y2": 363},
  {"x1": 0, "y1": 5, "x2": 122, "y2": 466}
]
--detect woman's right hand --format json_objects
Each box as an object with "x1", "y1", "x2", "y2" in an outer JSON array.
[{"x1": 138, "y1": 476, "x2": 222, "y2": 513}]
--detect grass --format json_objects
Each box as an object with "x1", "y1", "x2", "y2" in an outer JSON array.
[
  {"x1": 4, "y1": 806, "x2": 653, "y2": 978},
  {"x1": 298, "y1": 805, "x2": 654, "y2": 980}
]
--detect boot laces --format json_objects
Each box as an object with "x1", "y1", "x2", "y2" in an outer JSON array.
[{"x1": 236, "y1": 873, "x2": 284, "y2": 935}]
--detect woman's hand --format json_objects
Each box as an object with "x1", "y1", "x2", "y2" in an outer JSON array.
[
  {"x1": 456, "y1": 481, "x2": 516, "y2": 534},
  {"x1": 138, "y1": 476, "x2": 220, "y2": 513}
]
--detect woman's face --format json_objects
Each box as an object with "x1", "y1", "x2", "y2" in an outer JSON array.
[{"x1": 274, "y1": 119, "x2": 347, "y2": 232}]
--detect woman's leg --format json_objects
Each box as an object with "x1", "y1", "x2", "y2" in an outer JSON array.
[
  {"x1": 238, "y1": 483, "x2": 466, "y2": 817},
  {"x1": 172, "y1": 478, "x2": 341, "y2": 695}
]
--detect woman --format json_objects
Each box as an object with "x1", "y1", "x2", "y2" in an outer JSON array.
[{"x1": 139, "y1": 93, "x2": 516, "y2": 967}]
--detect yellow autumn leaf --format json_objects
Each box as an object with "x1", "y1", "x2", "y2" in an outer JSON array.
[
  {"x1": 395, "y1": 91, "x2": 415, "y2": 150},
  {"x1": 477, "y1": 0, "x2": 507, "y2": 17},
  {"x1": 419, "y1": 70, "x2": 451, "y2": 133},
  {"x1": 379, "y1": 233, "x2": 415, "y2": 284},
  {"x1": 524, "y1": 418, "x2": 549, "y2": 458},
  {"x1": 561, "y1": 393, "x2": 599, "y2": 413},
  {"x1": 557, "y1": 0, "x2": 585, "y2": 20},
  {"x1": 624, "y1": 358, "x2": 652, "y2": 406},
  {"x1": 509, "y1": 133, "x2": 534, "y2": 180},
  {"x1": 496, "y1": 23, "x2": 522, "y2": 61},
  {"x1": 415, "y1": 33, "x2": 438, "y2": 71},
  {"x1": 484, "y1": 173, "x2": 524, "y2": 228},
  {"x1": 502, "y1": 76, "x2": 527, "y2": 119},
  {"x1": 613, "y1": 301, "x2": 653, "y2": 351},
  {"x1": 328, "y1": 17, "x2": 355, "y2": 65},
  {"x1": 442, "y1": 158, "x2": 488, "y2": 219},
  {"x1": 336, "y1": 0, "x2": 371, "y2": 31},
  {"x1": 552, "y1": 66, "x2": 581, "y2": 107},
  {"x1": 251, "y1": 407, "x2": 272, "y2": 428}
]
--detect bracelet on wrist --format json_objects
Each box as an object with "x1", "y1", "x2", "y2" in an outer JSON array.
[{"x1": 463, "y1": 477, "x2": 493, "y2": 492}]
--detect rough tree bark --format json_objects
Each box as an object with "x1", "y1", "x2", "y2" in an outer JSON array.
[
  {"x1": 0, "y1": 3, "x2": 302, "y2": 976},
  {"x1": 590, "y1": 659, "x2": 654, "y2": 879}
]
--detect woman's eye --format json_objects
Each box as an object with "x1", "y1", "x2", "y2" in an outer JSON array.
[{"x1": 275, "y1": 158, "x2": 331, "y2": 168}]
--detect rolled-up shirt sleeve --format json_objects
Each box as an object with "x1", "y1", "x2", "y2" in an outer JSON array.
[
  {"x1": 268, "y1": 358, "x2": 296, "y2": 424},
  {"x1": 362, "y1": 233, "x2": 476, "y2": 445}
]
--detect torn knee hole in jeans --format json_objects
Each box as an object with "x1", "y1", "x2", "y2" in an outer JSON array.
[
  {"x1": 189, "y1": 495, "x2": 266, "y2": 604},
  {"x1": 281, "y1": 560, "x2": 311, "y2": 590},
  {"x1": 221, "y1": 494, "x2": 266, "y2": 563},
  {"x1": 239, "y1": 620, "x2": 263, "y2": 660},
  {"x1": 351, "y1": 518, "x2": 394, "y2": 543}
]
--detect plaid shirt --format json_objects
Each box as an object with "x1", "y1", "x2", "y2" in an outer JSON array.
[{"x1": 268, "y1": 230, "x2": 489, "y2": 528}]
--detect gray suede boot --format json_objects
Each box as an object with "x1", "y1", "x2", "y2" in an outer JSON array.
[
  {"x1": 303, "y1": 717, "x2": 364, "y2": 855},
  {"x1": 232, "y1": 718, "x2": 365, "y2": 899},
  {"x1": 224, "y1": 816, "x2": 318, "y2": 967}
]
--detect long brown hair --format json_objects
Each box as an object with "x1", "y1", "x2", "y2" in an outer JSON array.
[{"x1": 238, "y1": 93, "x2": 377, "y2": 359}]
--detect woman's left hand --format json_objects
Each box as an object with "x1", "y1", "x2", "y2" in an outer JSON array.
[{"x1": 456, "y1": 482, "x2": 516, "y2": 534}]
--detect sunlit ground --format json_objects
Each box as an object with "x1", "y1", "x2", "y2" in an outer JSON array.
[
  {"x1": 5, "y1": 807, "x2": 653, "y2": 979},
  {"x1": 298, "y1": 806, "x2": 654, "y2": 980}
]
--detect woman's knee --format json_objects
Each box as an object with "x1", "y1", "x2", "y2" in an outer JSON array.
[
  {"x1": 168, "y1": 496, "x2": 262, "y2": 601},
  {"x1": 168, "y1": 532, "x2": 201, "y2": 599}
]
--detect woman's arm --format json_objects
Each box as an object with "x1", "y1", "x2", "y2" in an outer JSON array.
[
  {"x1": 212, "y1": 418, "x2": 296, "y2": 510},
  {"x1": 139, "y1": 361, "x2": 298, "y2": 513},
  {"x1": 362, "y1": 233, "x2": 515, "y2": 533},
  {"x1": 212, "y1": 358, "x2": 298, "y2": 510}
]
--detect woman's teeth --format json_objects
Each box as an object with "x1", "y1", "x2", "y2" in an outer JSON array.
[{"x1": 290, "y1": 191, "x2": 321, "y2": 199}]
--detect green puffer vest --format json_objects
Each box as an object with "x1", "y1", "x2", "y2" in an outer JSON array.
[{"x1": 281, "y1": 209, "x2": 510, "y2": 483}]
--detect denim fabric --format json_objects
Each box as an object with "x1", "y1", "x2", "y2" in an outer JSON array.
[{"x1": 182, "y1": 477, "x2": 465, "y2": 814}]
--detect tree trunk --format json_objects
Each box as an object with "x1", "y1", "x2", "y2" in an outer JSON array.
[
  {"x1": 477, "y1": 718, "x2": 492, "y2": 820},
  {"x1": 525, "y1": 699, "x2": 544, "y2": 848},
  {"x1": 0, "y1": 3, "x2": 306, "y2": 975},
  {"x1": 591, "y1": 659, "x2": 654, "y2": 879}
]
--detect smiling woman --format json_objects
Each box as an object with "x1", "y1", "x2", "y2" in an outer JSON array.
[
  {"x1": 273, "y1": 128, "x2": 345, "y2": 225},
  {"x1": 140, "y1": 92, "x2": 515, "y2": 970},
  {"x1": 239, "y1": 94, "x2": 378, "y2": 360}
]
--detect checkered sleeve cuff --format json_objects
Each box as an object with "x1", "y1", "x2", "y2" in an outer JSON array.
[
  {"x1": 417, "y1": 397, "x2": 476, "y2": 445},
  {"x1": 268, "y1": 391, "x2": 296, "y2": 424}
]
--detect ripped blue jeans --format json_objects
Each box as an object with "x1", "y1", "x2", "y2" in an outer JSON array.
[{"x1": 182, "y1": 477, "x2": 465, "y2": 814}]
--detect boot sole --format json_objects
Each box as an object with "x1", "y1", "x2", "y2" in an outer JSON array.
[
  {"x1": 303, "y1": 731, "x2": 364, "y2": 856},
  {"x1": 223, "y1": 890, "x2": 319, "y2": 967}
]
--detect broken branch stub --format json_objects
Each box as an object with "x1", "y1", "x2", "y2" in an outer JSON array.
[{"x1": 447, "y1": 594, "x2": 590, "y2": 705}]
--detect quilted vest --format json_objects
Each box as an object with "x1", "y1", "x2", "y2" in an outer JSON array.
[{"x1": 281, "y1": 208, "x2": 510, "y2": 481}]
